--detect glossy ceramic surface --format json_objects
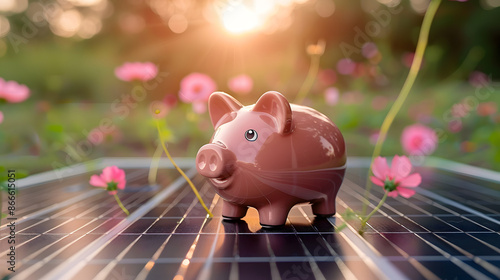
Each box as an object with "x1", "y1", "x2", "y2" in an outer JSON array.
[{"x1": 196, "y1": 91, "x2": 346, "y2": 226}]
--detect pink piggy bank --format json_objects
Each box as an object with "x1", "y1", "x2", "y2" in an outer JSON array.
[{"x1": 196, "y1": 91, "x2": 346, "y2": 227}]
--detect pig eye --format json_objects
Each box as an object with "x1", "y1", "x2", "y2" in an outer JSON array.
[{"x1": 245, "y1": 129, "x2": 258, "y2": 141}]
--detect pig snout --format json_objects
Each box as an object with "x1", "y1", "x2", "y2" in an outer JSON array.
[{"x1": 196, "y1": 143, "x2": 236, "y2": 179}]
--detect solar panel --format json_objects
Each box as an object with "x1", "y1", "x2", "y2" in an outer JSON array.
[{"x1": 1, "y1": 157, "x2": 499, "y2": 280}]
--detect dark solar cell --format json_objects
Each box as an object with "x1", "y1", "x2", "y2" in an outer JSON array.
[
  {"x1": 146, "y1": 218, "x2": 181, "y2": 233},
  {"x1": 147, "y1": 263, "x2": 183, "y2": 280},
  {"x1": 158, "y1": 234, "x2": 197, "y2": 258},
  {"x1": 238, "y1": 262, "x2": 272, "y2": 280},
  {"x1": 436, "y1": 233, "x2": 500, "y2": 256},
  {"x1": 277, "y1": 262, "x2": 317, "y2": 280},
  {"x1": 237, "y1": 234, "x2": 271, "y2": 257},
  {"x1": 381, "y1": 233, "x2": 443, "y2": 256},
  {"x1": 123, "y1": 235, "x2": 169, "y2": 259}
]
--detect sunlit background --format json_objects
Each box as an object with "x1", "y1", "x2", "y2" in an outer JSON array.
[{"x1": 1, "y1": 0, "x2": 500, "y2": 173}]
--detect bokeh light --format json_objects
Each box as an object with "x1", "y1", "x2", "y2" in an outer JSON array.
[
  {"x1": 482, "y1": 0, "x2": 500, "y2": 9},
  {"x1": 66, "y1": 0, "x2": 105, "y2": 7},
  {"x1": 168, "y1": 14, "x2": 189, "y2": 34},
  {"x1": 410, "y1": 0, "x2": 430, "y2": 14},
  {"x1": 0, "y1": 16, "x2": 10, "y2": 38},
  {"x1": 315, "y1": 0, "x2": 335, "y2": 18},
  {"x1": 0, "y1": 0, "x2": 28, "y2": 13},
  {"x1": 50, "y1": 9, "x2": 82, "y2": 38},
  {"x1": 221, "y1": 3, "x2": 261, "y2": 34},
  {"x1": 214, "y1": 0, "x2": 310, "y2": 34}
]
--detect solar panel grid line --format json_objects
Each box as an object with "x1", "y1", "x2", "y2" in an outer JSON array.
[
  {"x1": 265, "y1": 242, "x2": 284, "y2": 280},
  {"x1": 336, "y1": 197, "x2": 434, "y2": 280},
  {"x1": 133, "y1": 182, "x2": 216, "y2": 280},
  {"x1": 173, "y1": 194, "x2": 221, "y2": 280},
  {"x1": 196, "y1": 196, "x2": 225, "y2": 280},
  {"x1": 424, "y1": 157, "x2": 500, "y2": 184},
  {"x1": 405, "y1": 258, "x2": 440, "y2": 280},
  {"x1": 0, "y1": 188, "x2": 146, "y2": 257},
  {"x1": 428, "y1": 189, "x2": 500, "y2": 216},
  {"x1": 10, "y1": 187, "x2": 157, "y2": 279},
  {"x1": 296, "y1": 206, "x2": 356, "y2": 280},
  {"x1": 367, "y1": 224, "x2": 487, "y2": 279},
  {"x1": 93, "y1": 186, "x2": 198, "y2": 280},
  {"x1": 460, "y1": 202, "x2": 500, "y2": 216},
  {"x1": 430, "y1": 173, "x2": 500, "y2": 199},
  {"x1": 0, "y1": 169, "x2": 147, "y2": 230},
  {"x1": 37, "y1": 168, "x2": 197, "y2": 280},
  {"x1": 8, "y1": 189, "x2": 103, "y2": 223},
  {"x1": 347, "y1": 184, "x2": 500, "y2": 278},
  {"x1": 263, "y1": 228, "x2": 304, "y2": 280},
  {"x1": 295, "y1": 207, "x2": 354, "y2": 278},
  {"x1": 336, "y1": 176, "x2": 500, "y2": 279},
  {"x1": 339, "y1": 180, "x2": 438, "y2": 232},
  {"x1": 425, "y1": 233, "x2": 500, "y2": 278},
  {"x1": 342, "y1": 177, "x2": 497, "y2": 232},
  {"x1": 16, "y1": 162, "x2": 102, "y2": 189},
  {"x1": 417, "y1": 188, "x2": 500, "y2": 226},
  {"x1": 345, "y1": 177, "x2": 500, "y2": 278},
  {"x1": 329, "y1": 215, "x2": 409, "y2": 280},
  {"x1": 3, "y1": 184, "x2": 83, "y2": 217}
]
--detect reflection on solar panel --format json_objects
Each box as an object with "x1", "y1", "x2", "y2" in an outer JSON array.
[{"x1": 1, "y1": 157, "x2": 499, "y2": 280}]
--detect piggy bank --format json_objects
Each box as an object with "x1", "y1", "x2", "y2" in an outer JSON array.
[{"x1": 196, "y1": 91, "x2": 346, "y2": 227}]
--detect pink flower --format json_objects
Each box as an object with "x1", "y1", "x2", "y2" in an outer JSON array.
[
  {"x1": 192, "y1": 102, "x2": 207, "y2": 114},
  {"x1": 228, "y1": 74, "x2": 253, "y2": 94},
  {"x1": 324, "y1": 87, "x2": 339, "y2": 106},
  {"x1": 87, "y1": 127, "x2": 122, "y2": 145},
  {"x1": 336, "y1": 58, "x2": 356, "y2": 75},
  {"x1": 89, "y1": 166, "x2": 126, "y2": 195},
  {"x1": 401, "y1": 124, "x2": 437, "y2": 156},
  {"x1": 402, "y1": 52, "x2": 414, "y2": 68},
  {"x1": 0, "y1": 111, "x2": 3, "y2": 124},
  {"x1": 362, "y1": 42, "x2": 379, "y2": 59},
  {"x1": 371, "y1": 155, "x2": 421, "y2": 198},
  {"x1": 469, "y1": 71, "x2": 489, "y2": 88},
  {"x1": 477, "y1": 102, "x2": 497, "y2": 116},
  {"x1": 150, "y1": 100, "x2": 169, "y2": 119},
  {"x1": 370, "y1": 132, "x2": 379, "y2": 145},
  {"x1": 451, "y1": 103, "x2": 469, "y2": 118},
  {"x1": 448, "y1": 119, "x2": 463, "y2": 133},
  {"x1": 0, "y1": 78, "x2": 30, "y2": 103},
  {"x1": 163, "y1": 94, "x2": 178, "y2": 109},
  {"x1": 179, "y1": 73, "x2": 216, "y2": 103},
  {"x1": 318, "y1": 69, "x2": 337, "y2": 86},
  {"x1": 115, "y1": 62, "x2": 158, "y2": 82}
]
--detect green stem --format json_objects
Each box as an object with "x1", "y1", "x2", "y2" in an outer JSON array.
[
  {"x1": 155, "y1": 120, "x2": 214, "y2": 218},
  {"x1": 362, "y1": 0, "x2": 442, "y2": 216},
  {"x1": 114, "y1": 194, "x2": 130, "y2": 216},
  {"x1": 294, "y1": 54, "x2": 321, "y2": 104},
  {"x1": 148, "y1": 142, "x2": 163, "y2": 185},
  {"x1": 359, "y1": 192, "x2": 388, "y2": 233}
]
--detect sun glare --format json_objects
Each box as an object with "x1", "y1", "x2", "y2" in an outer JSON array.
[
  {"x1": 222, "y1": 4, "x2": 260, "y2": 34},
  {"x1": 218, "y1": 0, "x2": 310, "y2": 35}
]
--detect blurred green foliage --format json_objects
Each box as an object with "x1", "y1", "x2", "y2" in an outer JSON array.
[{"x1": 0, "y1": 0, "x2": 499, "y2": 174}]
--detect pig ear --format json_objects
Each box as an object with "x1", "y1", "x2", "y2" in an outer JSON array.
[
  {"x1": 208, "y1": 92, "x2": 243, "y2": 128},
  {"x1": 253, "y1": 91, "x2": 293, "y2": 134}
]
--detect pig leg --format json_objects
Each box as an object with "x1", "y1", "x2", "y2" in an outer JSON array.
[
  {"x1": 312, "y1": 198, "x2": 336, "y2": 217},
  {"x1": 258, "y1": 203, "x2": 293, "y2": 227},
  {"x1": 222, "y1": 201, "x2": 248, "y2": 220}
]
